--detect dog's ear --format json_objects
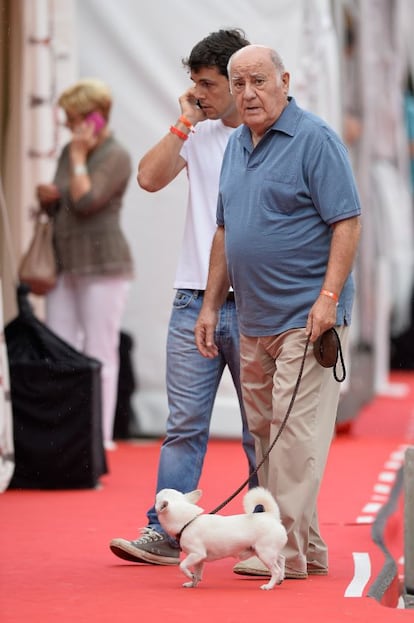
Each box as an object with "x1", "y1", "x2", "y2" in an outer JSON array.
[{"x1": 185, "y1": 489, "x2": 202, "y2": 504}]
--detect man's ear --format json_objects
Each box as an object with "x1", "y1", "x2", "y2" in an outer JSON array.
[{"x1": 282, "y1": 71, "x2": 290, "y2": 94}]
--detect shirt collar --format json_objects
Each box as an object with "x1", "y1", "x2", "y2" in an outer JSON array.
[{"x1": 270, "y1": 96, "x2": 301, "y2": 136}]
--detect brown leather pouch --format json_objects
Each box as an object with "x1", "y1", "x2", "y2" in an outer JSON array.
[
  {"x1": 313, "y1": 328, "x2": 346, "y2": 382},
  {"x1": 314, "y1": 328, "x2": 339, "y2": 368}
]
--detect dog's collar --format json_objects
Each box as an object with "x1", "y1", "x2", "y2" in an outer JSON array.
[{"x1": 175, "y1": 516, "x2": 198, "y2": 547}]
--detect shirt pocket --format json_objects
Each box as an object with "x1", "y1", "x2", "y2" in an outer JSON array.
[{"x1": 260, "y1": 171, "x2": 298, "y2": 218}]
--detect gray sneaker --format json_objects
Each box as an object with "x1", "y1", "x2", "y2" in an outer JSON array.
[{"x1": 109, "y1": 527, "x2": 180, "y2": 565}]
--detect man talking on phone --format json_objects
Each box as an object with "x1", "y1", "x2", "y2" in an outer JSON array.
[{"x1": 109, "y1": 29, "x2": 257, "y2": 566}]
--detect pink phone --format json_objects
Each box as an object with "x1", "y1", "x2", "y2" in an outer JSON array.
[{"x1": 85, "y1": 112, "x2": 106, "y2": 135}]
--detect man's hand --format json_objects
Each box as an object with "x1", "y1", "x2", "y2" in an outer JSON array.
[
  {"x1": 179, "y1": 87, "x2": 207, "y2": 126},
  {"x1": 305, "y1": 295, "x2": 337, "y2": 342},
  {"x1": 194, "y1": 307, "x2": 219, "y2": 358}
]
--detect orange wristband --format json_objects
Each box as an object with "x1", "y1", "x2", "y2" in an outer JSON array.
[
  {"x1": 179, "y1": 115, "x2": 195, "y2": 132},
  {"x1": 170, "y1": 125, "x2": 189, "y2": 141},
  {"x1": 320, "y1": 289, "x2": 339, "y2": 303}
]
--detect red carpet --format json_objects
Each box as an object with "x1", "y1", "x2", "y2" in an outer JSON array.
[{"x1": 1, "y1": 372, "x2": 414, "y2": 622}]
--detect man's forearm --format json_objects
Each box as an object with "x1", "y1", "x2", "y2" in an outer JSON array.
[
  {"x1": 137, "y1": 135, "x2": 185, "y2": 192},
  {"x1": 203, "y1": 226, "x2": 230, "y2": 309},
  {"x1": 322, "y1": 216, "x2": 361, "y2": 298},
  {"x1": 194, "y1": 226, "x2": 229, "y2": 358}
]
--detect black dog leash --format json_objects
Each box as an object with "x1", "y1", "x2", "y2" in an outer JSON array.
[{"x1": 208, "y1": 328, "x2": 346, "y2": 516}]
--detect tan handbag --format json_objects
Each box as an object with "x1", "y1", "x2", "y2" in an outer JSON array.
[{"x1": 18, "y1": 212, "x2": 57, "y2": 295}]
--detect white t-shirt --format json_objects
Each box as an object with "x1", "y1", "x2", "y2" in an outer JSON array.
[{"x1": 174, "y1": 119, "x2": 235, "y2": 290}]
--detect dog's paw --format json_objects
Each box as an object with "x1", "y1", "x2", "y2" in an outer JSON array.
[
  {"x1": 260, "y1": 582, "x2": 275, "y2": 591},
  {"x1": 182, "y1": 581, "x2": 196, "y2": 588}
]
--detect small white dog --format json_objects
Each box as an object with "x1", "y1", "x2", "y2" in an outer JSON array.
[{"x1": 155, "y1": 486, "x2": 287, "y2": 590}]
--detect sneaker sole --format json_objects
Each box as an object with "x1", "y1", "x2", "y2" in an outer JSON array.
[{"x1": 109, "y1": 542, "x2": 180, "y2": 566}]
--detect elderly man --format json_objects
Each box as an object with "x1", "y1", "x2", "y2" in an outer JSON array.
[{"x1": 195, "y1": 45, "x2": 361, "y2": 580}]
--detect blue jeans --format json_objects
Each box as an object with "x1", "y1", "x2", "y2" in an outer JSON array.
[{"x1": 146, "y1": 289, "x2": 257, "y2": 536}]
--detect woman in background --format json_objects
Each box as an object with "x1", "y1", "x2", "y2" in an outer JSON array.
[{"x1": 37, "y1": 78, "x2": 133, "y2": 451}]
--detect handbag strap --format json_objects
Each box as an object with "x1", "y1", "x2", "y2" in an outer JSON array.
[{"x1": 0, "y1": 176, "x2": 18, "y2": 284}]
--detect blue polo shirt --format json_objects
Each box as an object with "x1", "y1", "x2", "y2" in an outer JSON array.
[{"x1": 217, "y1": 97, "x2": 361, "y2": 337}]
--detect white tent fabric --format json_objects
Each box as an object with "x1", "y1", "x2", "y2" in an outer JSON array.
[
  {"x1": 371, "y1": 161, "x2": 414, "y2": 335},
  {"x1": 295, "y1": 0, "x2": 342, "y2": 133},
  {"x1": 355, "y1": 0, "x2": 414, "y2": 392},
  {"x1": 75, "y1": 0, "x2": 343, "y2": 435}
]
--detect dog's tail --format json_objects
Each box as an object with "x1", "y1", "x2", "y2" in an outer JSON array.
[{"x1": 243, "y1": 486, "x2": 280, "y2": 518}]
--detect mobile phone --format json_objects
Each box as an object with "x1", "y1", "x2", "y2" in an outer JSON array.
[
  {"x1": 85, "y1": 112, "x2": 106, "y2": 135},
  {"x1": 196, "y1": 99, "x2": 201, "y2": 109}
]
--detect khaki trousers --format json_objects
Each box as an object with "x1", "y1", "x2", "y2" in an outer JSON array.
[{"x1": 240, "y1": 326, "x2": 348, "y2": 572}]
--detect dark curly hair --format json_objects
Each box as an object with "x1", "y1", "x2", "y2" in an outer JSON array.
[{"x1": 182, "y1": 28, "x2": 250, "y2": 77}]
